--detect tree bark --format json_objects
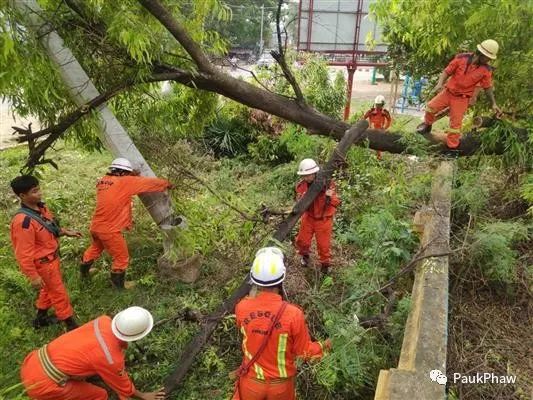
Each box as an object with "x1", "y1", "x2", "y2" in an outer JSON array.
[
  {"x1": 163, "y1": 121, "x2": 368, "y2": 393},
  {"x1": 12, "y1": 0, "x2": 175, "y2": 227}
]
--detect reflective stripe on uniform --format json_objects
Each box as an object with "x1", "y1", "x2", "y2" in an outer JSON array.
[
  {"x1": 277, "y1": 333, "x2": 288, "y2": 378},
  {"x1": 37, "y1": 345, "x2": 69, "y2": 385},
  {"x1": 241, "y1": 326, "x2": 265, "y2": 380},
  {"x1": 94, "y1": 318, "x2": 114, "y2": 364}
]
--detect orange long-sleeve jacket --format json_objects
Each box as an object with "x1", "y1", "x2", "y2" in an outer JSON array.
[
  {"x1": 45, "y1": 315, "x2": 135, "y2": 397},
  {"x1": 10, "y1": 203, "x2": 59, "y2": 281},
  {"x1": 444, "y1": 53, "x2": 493, "y2": 97},
  {"x1": 363, "y1": 107, "x2": 392, "y2": 129},
  {"x1": 90, "y1": 175, "x2": 170, "y2": 233},
  {"x1": 296, "y1": 180, "x2": 340, "y2": 219},
  {"x1": 235, "y1": 291, "x2": 326, "y2": 380}
]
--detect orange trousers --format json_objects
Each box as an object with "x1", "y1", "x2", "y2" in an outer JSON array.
[
  {"x1": 424, "y1": 89, "x2": 470, "y2": 149},
  {"x1": 232, "y1": 376, "x2": 295, "y2": 400},
  {"x1": 35, "y1": 258, "x2": 73, "y2": 320},
  {"x1": 295, "y1": 214, "x2": 333, "y2": 265},
  {"x1": 21, "y1": 351, "x2": 108, "y2": 400},
  {"x1": 82, "y1": 231, "x2": 129, "y2": 272}
]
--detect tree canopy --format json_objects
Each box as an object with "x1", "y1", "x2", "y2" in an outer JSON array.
[
  {"x1": 371, "y1": 0, "x2": 533, "y2": 115},
  {"x1": 0, "y1": 0, "x2": 530, "y2": 169},
  {"x1": 207, "y1": 0, "x2": 278, "y2": 50}
]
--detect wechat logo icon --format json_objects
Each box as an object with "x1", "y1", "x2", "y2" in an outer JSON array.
[{"x1": 429, "y1": 369, "x2": 447, "y2": 385}]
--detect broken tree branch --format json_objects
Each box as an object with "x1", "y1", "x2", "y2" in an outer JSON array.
[
  {"x1": 163, "y1": 121, "x2": 368, "y2": 394},
  {"x1": 271, "y1": 0, "x2": 305, "y2": 104}
]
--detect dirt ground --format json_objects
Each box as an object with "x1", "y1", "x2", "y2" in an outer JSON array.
[{"x1": 447, "y1": 251, "x2": 533, "y2": 400}]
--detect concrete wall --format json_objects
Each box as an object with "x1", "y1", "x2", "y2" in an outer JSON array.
[{"x1": 375, "y1": 162, "x2": 454, "y2": 400}]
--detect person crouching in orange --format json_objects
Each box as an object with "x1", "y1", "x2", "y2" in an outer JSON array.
[
  {"x1": 232, "y1": 247, "x2": 331, "y2": 400},
  {"x1": 295, "y1": 159, "x2": 341, "y2": 274},
  {"x1": 80, "y1": 158, "x2": 174, "y2": 289},
  {"x1": 20, "y1": 306, "x2": 165, "y2": 400},
  {"x1": 363, "y1": 95, "x2": 392, "y2": 159},
  {"x1": 10, "y1": 175, "x2": 81, "y2": 331}
]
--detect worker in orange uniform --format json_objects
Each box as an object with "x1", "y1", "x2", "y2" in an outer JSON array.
[
  {"x1": 10, "y1": 175, "x2": 81, "y2": 331},
  {"x1": 417, "y1": 39, "x2": 502, "y2": 148},
  {"x1": 295, "y1": 159, "x2": 341, "y2": 274},
  {"x1": 233, "y1": 247, "x2": 331, "y2": 400},
  {"x1": 363, "y1": 95, "x2": 392, "y2": 159},
  {"x1": 20, "y1": 306, "x2": 165, "y2": 400},
  {"x1": 80, "y1": 158, "x2": 173, "y2": 289}
]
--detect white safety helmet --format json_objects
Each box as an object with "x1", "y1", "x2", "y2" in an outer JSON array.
[
  {"x1": 250, "y1": 247, "x2": 286, "y2": 287},
  {"x1": 111, "y1": 306, "x2": 154, "y2": 342},
  {"x1": 374, "y1": 95, "x2": 386, "y2": 105},
  {"x1": 109, "y1": 157, "x2": 133, "y2": 172},
  {"x1": 477, "y1": 39, "x2": 499, "y2": 60},
  {"x1": 297, "y1": 158, "x2": 319, "y2": 176}
]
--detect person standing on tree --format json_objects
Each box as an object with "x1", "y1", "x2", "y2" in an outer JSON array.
[
  {"x1": 363, "y1": 95, "x2": 392, "y2": 159},
  {"x1": 20, "y1": 306, "x2": 166, "y2": 400},
  {"x1": 80, "y1": 158, "x2": 174, "y2": 289},
  {"x1": 294, "y1": 159, "x2": 340, "y2": 274},
  {"x1": 10, "y1": 175, "x2": 80, "y2": 331},
  {"x1": 232, "y1": 247, "x2": 331, "y2": 400},
  {"x1": 417, "y1": 39, "x2": 502, "y2": 149}
]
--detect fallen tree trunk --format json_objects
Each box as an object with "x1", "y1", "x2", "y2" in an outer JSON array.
[{"x1": 163, "y1": 121, "x2": 369, "y2": 393}]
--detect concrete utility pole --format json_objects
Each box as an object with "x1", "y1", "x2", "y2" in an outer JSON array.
[
  {"x1": 11, "y1": 0, "x2": 176, "y2": 229},
  {"x1": 259, "y1": 4, "x2": 265, "y2": 55}
]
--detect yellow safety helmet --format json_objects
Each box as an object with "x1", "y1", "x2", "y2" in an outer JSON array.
[{"x1": 477, "y1": 39, "x2": 499, "y2": 60}]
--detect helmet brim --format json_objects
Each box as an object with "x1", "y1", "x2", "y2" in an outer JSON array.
[
  {"x1": 111, "y1": 311, "x2": 154, "y2": 342},
  {"x1": 109, "y1": 165, "x2": 133, "y2": 172},
  {"x1": 297, "y1": 166, "x2": 320, "y2": 175},
  {"x1": 250, "y1": 273, "x2": 285, "y2": 287},
  {"x1": 477, "y1": 44, "x2": 497, "y2": 60}
]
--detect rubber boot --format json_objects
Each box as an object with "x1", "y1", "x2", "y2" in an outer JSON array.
[
  {"x1": 110, "y1": 271, "x2": 135, "y2": 290},
  {"x1": 416, "y1": 122, "x2": 432, "y2": 135},
  {"x1": 300, "y1": 254, "x2": 310, "y2": 268},
  {"x1": 80, "y1": 260, "x2": 93, "y2": 279},
  {"x1": 320, "y1": 264, "x2": 330, "y2": 275},
  {"x1": 32, "y1": 308, "x2": 58, "y2": 329},
  {"x1": 62, "y1": 316, "x2": 79, "y2": 331}
]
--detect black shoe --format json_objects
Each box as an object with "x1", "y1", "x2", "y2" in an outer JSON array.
[
  {"x1": 320, "y1": 264, "x2": 330, "y2": 275},
  {"x1": 416, "y1": 123, "x2": 432, "y2": 135},
  {"x1": 32, "y1": 309, "x2": 58, "y2": 329},
  {"x1": 300, "y1": 255, "x2": 310, "y2": 268},
  {"x1": 62, "y1": 317, "x2": 79, "y2": 331},
  {"x1": 80, "y1": 261, "x2": 93, "y2": 279},
  {"x1": 442, "y1": 149, "x2": 460, "y2": 159},
  {"x1": 110, "y1": 271, "x2": 125, "y2": 289},
  {"x1": 110, "y1": 272, "x2": 136, "y2": 290}
]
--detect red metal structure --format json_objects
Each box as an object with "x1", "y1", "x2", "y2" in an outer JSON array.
[{"x1": 297, "y1": 0, "x2": 387, "y2": 119}]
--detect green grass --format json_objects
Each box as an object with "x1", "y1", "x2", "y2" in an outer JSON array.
[{"x1": 1, "y1": 142, "x2": 432, "y2": 399}]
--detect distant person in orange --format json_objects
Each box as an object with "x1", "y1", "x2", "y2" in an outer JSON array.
[
  {"x1": 232, "y1": 247, "x2": 330, "y2": 400},
  {"x1": 10, "y1": 175, "x2": 80, "y2": 331},
  {"x1": 20, "y1": 306, "x2": 166, "y2": 400},
  {"x1": 81, "y1": 158, "x2": 173, "y2": 289},
  {"x1": 417, "y1": 39, "x2": 502, "y2": 148},
  {"x1": 295, "y1": 159, "x2": 341, "y2": 274},
  {"x1": 363, "y1": 95, "x2": 392, "y2": 159}
]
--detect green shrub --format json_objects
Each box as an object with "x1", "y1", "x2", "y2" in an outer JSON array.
[
  {"x1": 520, "y1": 173, "x2": 533, "y2": 216},
  {"x1": 468, "y1": 221, "x2": 530, "y2": 283},
  {"x1": 248, "y1": 135, "x2": 293, "y2": 165},
  {"x1": 202, "y1": 102, "x2": 258, "y2": 158}
]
